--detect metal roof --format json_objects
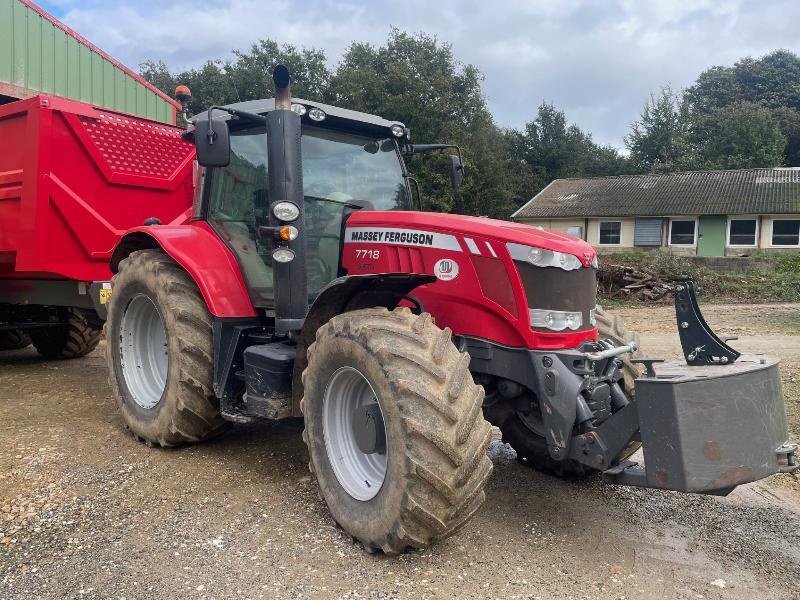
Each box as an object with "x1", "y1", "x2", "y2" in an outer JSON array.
[
  {"x1": 0, "y1": 0, "x2": 180, "y2": 124},
  {"x1": 512, "y1": 168, "x2": 800, "y2": 219}
]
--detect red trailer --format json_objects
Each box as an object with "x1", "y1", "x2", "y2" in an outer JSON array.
[{"x1": 0, "y1": 94, "x2": 195, "y2": 356}]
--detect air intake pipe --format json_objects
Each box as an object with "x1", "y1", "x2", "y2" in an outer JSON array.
[{"x1": 266, "y1": 65, "x2": 308, "y2": 334}]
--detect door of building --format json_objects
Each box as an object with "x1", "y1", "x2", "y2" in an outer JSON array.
[{"x1": 697, "y1": 215, "x2": 727, "y2": 256}]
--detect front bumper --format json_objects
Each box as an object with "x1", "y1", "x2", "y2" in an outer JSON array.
[{"x1": 604, "y1": 354, "x2": 797, "y2": 495}]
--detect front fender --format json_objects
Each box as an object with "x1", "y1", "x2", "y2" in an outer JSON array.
[{"x1": 110, "y1": 222, "x2": 258, "y2": 318}]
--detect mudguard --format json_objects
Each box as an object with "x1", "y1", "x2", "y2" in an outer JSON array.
[{"x1": 110, "y1": 222, "x2": 258, "y2": 318}]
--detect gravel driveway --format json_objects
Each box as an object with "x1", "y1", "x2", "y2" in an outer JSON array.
[{"x1": 1, "y1": 303, "x2": 798, "y2": 599}]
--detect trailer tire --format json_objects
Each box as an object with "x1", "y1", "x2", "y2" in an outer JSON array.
[
  {"x1": 29, "y1": 309, "x2": 101, "y2": 359},
  {"x1": 502, "y1": 305, "x2": 642, "y2": 479},
  {"x1": 301, "y1": 307, "x2": 493, "y2": 554},
  {"x1": 0, "y1": 329, "x2": 31, "y2": 351},
  {"x1": 106, "y1": 249, "x2": 227, "y2": 447}
]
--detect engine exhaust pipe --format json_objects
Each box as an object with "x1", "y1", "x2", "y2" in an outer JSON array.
[{"x1": 273, "y1": 64, "x2": 291, "y2": 110}]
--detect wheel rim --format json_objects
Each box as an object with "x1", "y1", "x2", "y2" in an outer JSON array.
[
  {"x1": 322, "y1": 367, "x2": 388, "y2": 501},
  {"x1": 119, "y1": 294, "x2": 168, "y2": 410}
]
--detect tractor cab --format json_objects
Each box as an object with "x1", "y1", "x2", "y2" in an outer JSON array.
[{"x1": 188, "y1": 92, "x2": 463, "y2": 315}]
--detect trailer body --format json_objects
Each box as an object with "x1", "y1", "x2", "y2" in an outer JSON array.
[{"x1": 0, "y1": 95, "x2": 194, "y2": 290}]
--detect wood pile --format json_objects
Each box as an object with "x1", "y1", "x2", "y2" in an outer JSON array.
[{"x1": 597, "y1": 262, "x2": 677, "y2": 302}]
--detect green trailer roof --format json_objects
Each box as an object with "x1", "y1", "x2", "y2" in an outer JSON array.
[{"x1": 0, "y1": 0, "x2": 179, "y2": 124}]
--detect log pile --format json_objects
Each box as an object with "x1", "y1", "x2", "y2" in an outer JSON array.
[{"x1": 597, "y1": 262, "x2": 677, "y2": 302}]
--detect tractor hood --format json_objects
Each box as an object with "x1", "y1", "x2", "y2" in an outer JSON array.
[{"x1": 346, "y1": 210, "x2": 597, "y2": 266}]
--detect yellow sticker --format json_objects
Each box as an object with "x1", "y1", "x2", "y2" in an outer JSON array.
[{"x1": 99, "y1": 288, "x2": 113, "y2": 305}]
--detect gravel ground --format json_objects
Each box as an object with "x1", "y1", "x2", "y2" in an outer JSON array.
[{"x1": 1, "y1": 303, "x2": 798, "y2": 599}]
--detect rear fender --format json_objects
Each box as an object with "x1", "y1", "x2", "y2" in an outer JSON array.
[
  {"x1": 291, "y1": 273, "x2": 435, "y2": 416},
  {"x1": 110, "y1": 223, "x2": 257, "y2": 318}
]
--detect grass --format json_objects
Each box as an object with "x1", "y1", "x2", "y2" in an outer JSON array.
[{"x1": 598, "y1": 250, "x2": 800, "y2": 304}]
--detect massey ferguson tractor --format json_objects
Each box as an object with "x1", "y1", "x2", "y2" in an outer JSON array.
[{"x1": 0, "y1": 66, "x2": 796, "y2": 554}]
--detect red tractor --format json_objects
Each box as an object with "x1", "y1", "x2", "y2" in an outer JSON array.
[{"x1": 2, "y1": 67, "x2": 796, "y2": 554}]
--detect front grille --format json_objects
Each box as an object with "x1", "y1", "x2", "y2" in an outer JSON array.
[{"x1": 515, "y1": 262, "x2": 597, "y2": 331}]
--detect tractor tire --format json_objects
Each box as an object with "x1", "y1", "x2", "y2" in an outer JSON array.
[
  {"x1": 301, "y1": 307, "x2": 493, "y2": 554},
  {"x1": 502, "y1": 305, "x2": 642, "y2": 479},
  {"x1": 106, "y1": 249, "x2": 227, "y2": 447},
  {"x1": 0, "y1": 329, "x2": 31, "y2": 351},
  {"x1": 29, "y1": 309, "x2": 101, "y2": 359}
]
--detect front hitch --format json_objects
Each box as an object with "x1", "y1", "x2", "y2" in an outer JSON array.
[{"x1": 569, "y1": 280, "x2": 797, "y2": 494}]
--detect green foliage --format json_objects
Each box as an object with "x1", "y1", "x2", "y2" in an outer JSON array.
[
  {"x1": 693, "y1": 102, "x2": 785, "y2": 169},
  {"x1": 625, "y1": 87, "x2": 693, "y2": 172}
]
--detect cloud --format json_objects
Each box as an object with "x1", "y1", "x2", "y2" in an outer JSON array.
[{"x1": 40, "y1": 0, "x2": 800, "y2": 149}]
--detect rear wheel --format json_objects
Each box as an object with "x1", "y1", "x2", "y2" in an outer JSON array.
[
  {"x1": 502, "y1": 305, "x2": 642, "y2": 478},
  {"x1": 106, "y1": 249, "x2": 227, "y2": 446},
  {"x1": 30, "y1": 308, "x2": 101, "y2": 359},
  {"x1": 0, "y1": 329, "x2": 31, "y2": 351},
  {"x1": 301, "y1": 307, "x2": 493, "y2": 554}
]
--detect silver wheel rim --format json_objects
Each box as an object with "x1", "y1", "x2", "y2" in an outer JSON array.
[
  {"x1": 322, "y1": 367, "x2": 387, "y2": 501},
  {"x1": 120, "y1": 294, "x2": 168, "y2": 410}
]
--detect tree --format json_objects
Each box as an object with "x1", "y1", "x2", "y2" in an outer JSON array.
[
  {"x1": 694, "y1": 102, "x2": 785, "y2": 169},
  {"x1": 625, "y1": 87, "x2": 693, "y2": 172}
]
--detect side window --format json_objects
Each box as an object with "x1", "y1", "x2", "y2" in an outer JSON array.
[
  {"x1": 598, "y1": 221, "x2": 621, "y2": 245},
  {"x1": 772, "y1": 219, "x2": 800, "y2": 246},
  {"x1": 669, "y1": 220, "x2": 696, "y2": 245},
  {"x1": 207, "y1": 129, "x2": 273, "y2": 306}
]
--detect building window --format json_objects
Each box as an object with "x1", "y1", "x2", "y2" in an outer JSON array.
[
  {"x1": 669, "y1": 219, "x2": 696, "y2": 245},
  {"x1": 566, "y1": 225, "x2": 584, "y2": 239},
  {"x1": 599, "y1": 221, "x2": 621, "y2": 245},
  {"x1": 772, "y1": 219, "x2": 800, "y2": 246},
  {"x1": 728, "y1": 218, "x2": 758, "y2": 246}
]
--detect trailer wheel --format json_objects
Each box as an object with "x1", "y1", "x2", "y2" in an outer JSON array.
[
  {"x1": 0, "y1": 329, "x2": 31, "y2": 351},
  {"x1": 29, "y1": 308, "x2": 101, "y2": 359},
  {"x1": 301, "y1": 307, "x2": 493, "y2": 554},
  {"x1": 502, "y1": 306, "x2": 642, "y2": 478},
  {"x1": 106, "y1": 249, "x2": 227, "y2": 447}
]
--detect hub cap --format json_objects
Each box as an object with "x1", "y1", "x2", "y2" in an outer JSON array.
[
  {"x1": 323, "y1": 367, "x2": 387, "y2": 501},
  {"x1": 120, "y1": 295, "x2": 168, "y2": 409}
]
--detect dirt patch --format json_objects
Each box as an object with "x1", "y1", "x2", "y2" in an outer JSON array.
[{"x1": 1, "y1": 306, "x2": 799, "y2": 599}]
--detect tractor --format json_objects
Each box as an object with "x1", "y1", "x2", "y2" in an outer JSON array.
[{"x1": 99, "y1": 66, "x2": 796, "y2": 554}]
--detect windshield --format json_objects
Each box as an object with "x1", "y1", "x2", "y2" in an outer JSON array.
[
  {"x1": 206, "y1": 124, "x2": 410, "y2": 307},
  {"x1": 302, "y1": 126, "x2": 409, "y2": 210}
]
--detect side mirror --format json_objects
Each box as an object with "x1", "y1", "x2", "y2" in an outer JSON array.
[
  {"x1": 194, "y1": 118, "x2": 230, "y2": 167},
  {"x1": 448, "y1": 154, "x2": 464, "y2": 190}
]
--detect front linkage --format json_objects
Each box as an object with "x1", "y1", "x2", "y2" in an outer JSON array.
[{"x1": 540, "y1": 281, "x2": 797, "y2": 495}]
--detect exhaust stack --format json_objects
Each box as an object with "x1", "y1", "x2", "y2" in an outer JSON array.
[
  {"x1": 273, "y1": 65, "x2": 291, "y2": 110},
  {"x1": 266, "y1": 64, "x2": 307, "y2": 334}
]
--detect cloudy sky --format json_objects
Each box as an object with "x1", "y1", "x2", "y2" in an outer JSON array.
[{"x1": 40, "y1": 0, "x2": 800, "y2": 149}]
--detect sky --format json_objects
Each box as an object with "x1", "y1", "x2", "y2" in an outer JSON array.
[{"x1": 39, "y1": 0, "x2": 800, "y2": 150}]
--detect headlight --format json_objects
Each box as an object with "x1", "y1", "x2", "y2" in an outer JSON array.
[
  {"x1": 272, "y1": 248, "x2": 296, "y2": 263},
  {"x1": 530, "y1": 309, "x2": 583, "y2": 331},
  {"x1": 273, "y1": 201, "x2": 300, "y2": 222},
  {"x1": 308, "y1": 107, "x2": 326, "y2": 122},
  {"x1": 290, "y1": 103, "x2": 307, "y2": 116},
  {"x1": 390, "y1": 124, "x2": 405, "y2": 137},
  {"x1": 507, "y1": 243, "x2": 583, "y2": 271}
]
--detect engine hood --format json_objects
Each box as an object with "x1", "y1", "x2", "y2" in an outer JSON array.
[{"x1": 347, "y1": 210, "x2": 597, "y2": 264}]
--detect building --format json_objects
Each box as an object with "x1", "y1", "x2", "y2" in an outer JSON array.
[
  {"x1": 512, "y1": 168, "x2": 800, "y2": 257},
  {"x1": 0, "y1": 0, "x2": 180, "y2": 124}
]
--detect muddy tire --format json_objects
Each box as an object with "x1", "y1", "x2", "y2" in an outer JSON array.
[
  {"x1": 29, "y1": 309, "x2": 101, "y2": 359},
  {"x1": 502, "y1": 305, "x2": 642, "y2": 478},
  {"x1": 106, "y1": 249, "x2": 227, "y2": 447},
  {"x1": 0, "y1": 329, "x2": 31, "y2": 351},
  {"x1": 301, "y1": 307, "x2": 493, "y2": 554}
]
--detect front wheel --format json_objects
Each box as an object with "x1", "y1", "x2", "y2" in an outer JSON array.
[
  {"x1": 106, "y1": 249, "x2": 227, "y2": 446},
  {"x1": 301, "y1": 307, "x2": 493, "y2": 554}
]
